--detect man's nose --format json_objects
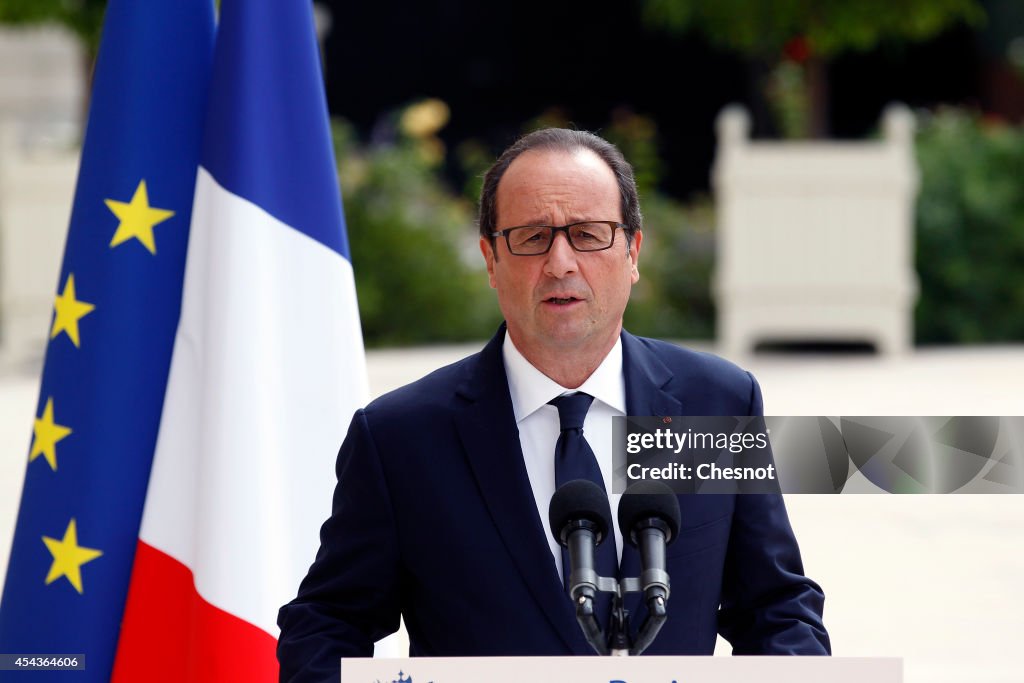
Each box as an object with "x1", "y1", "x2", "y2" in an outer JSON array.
[{"x1": 543, "y1": 232, "x2": 578, "y2": 277}]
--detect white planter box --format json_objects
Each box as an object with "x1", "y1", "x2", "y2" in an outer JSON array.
[{"x1": 712, "y1": 105, "x2": 919, "y2": 356}]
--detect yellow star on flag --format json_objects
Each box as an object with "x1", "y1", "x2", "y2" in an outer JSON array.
[
  {"x1": 29, "y1": 397, "x2": 72, "y2": 471},
  {"x1": 105, "y1": 179, "x2": 175, "y2": 254},
  {"x1": 42, "y1": 519, "x2": 103, "y2": 594},
  {"x1": 50, "y1": 274, "x2": 95, "y2": 348}
]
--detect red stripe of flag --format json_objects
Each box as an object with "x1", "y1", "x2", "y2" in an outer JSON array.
[{"x1": 113, "y1": 541, "x2": 278, "y2": 682}]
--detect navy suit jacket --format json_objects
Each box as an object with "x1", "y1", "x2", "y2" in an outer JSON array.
[{"x1": 277, "y1": 327, "x2": 830, "y2": 681}]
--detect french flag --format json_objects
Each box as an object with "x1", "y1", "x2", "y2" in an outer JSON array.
[{"x1": 112, "y1": 1, "x2": 368, "y2": 680}]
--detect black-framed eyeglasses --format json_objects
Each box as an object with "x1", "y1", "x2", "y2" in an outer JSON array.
[{"x1": 490, "y1": 221, "x2": 626, "y2": 255}]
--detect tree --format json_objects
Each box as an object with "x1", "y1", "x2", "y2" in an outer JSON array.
[{"x1": 642, "y1": 0, "x2": 984, "y2": 137}]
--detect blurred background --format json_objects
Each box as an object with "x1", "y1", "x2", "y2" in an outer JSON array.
[
  {"x1": 2, "y1": 0, "x2": 1024, "y2": 350},
  {"x1": 1, "y1": 1, "x2": 1023, "y2": 681}
]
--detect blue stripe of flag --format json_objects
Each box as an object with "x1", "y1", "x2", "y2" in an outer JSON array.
[{"x1": 201, "y1": 0, "x2": 351, "y2": 260}]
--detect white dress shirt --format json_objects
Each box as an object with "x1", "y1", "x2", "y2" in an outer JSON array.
[{"x1": 502, "y1": 333, "x2": 626, "y2": 583}]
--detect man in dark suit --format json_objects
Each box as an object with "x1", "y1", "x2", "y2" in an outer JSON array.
[{"x1": 277, "y1": 129, "x2": 830, "y2": 681}]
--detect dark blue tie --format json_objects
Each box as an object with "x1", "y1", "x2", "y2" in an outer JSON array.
[{"x1": 549, "y1": 393, "x2": 618, "y2": 616}]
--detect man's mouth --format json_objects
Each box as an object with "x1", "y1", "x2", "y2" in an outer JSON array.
[{"x1": 545, "y1": 296, "x2": 580, "y2": 305}]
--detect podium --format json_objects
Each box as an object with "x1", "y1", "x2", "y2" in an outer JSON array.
[{"x1": 341, "y1": 656, "x2": 901, "y2": 682}]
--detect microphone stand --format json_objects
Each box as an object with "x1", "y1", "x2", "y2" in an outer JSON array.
[
  {"x1": 607, "y1": 591, "x2": 631, "y2": 657},
  {"x1": 573, "y1": 573, "x2": 669, "y2": 656}
]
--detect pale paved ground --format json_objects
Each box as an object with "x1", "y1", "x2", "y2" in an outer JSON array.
[{"x1": 2, "y1": 343, "x2": 1023, "y2": 682}]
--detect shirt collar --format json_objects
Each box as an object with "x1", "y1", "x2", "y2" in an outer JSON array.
[{"x1": 502, "y1": 331, "x2": 626, "y2": 424}]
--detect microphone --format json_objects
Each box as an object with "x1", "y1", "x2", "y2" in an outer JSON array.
[
  {"x1": 549, "y1": 479, "x2": 614, "y2": 655},
  {"x1": 617, "y1": 480, "x2": 681, "y2": 655},
  {"x1": 549, "y1": 479, "x2": 613, "y2": 602}
]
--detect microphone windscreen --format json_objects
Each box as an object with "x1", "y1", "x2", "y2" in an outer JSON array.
[
  {"x1": 548, "y1": 479, "x2": 612, "y2": 546},
  {"x1": 617, "y1": 480, "x2": 681, "y2": 546}
]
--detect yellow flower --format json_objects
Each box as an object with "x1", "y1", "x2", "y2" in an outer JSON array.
[{"x1": 400, "y1": 99, "x2": 450, "y2": 139}]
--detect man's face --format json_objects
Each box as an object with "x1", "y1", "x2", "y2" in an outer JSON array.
[{"x1": 480, "y1": 148, "x2": 642, "y2": 359}]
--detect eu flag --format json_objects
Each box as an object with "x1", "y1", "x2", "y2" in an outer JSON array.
[{"x1": 0, "y1": 1, "x2": 214, "y2": 680}]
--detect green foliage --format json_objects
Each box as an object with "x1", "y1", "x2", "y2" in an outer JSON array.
[
  {"x1": 332, "y1": 118, "x2": 502, "y2": 346},
  {"x1": 642, "y1": 0, "x2": 984, "y2": 59},
  {"x1": 602, "y1": 109, "x2": 664, "y2": 199},
  {"x1": 454, "y1": 138, "x2": 491, "y2": 205},
  {"x1": 0, "y1": 0, "x2": 106, "y2": 56},
  {"x1": 603, "y1": 110, "x2": 715, "y2": 339},
  {"x1": 915, "y1": 109, "x2": 1024, "y2": 343},
  {"x1": 624, "y1": 194, "x2": 715, "y2": 340},
  {"x1": 766, "y1": 60, "x2": 810, "y2": 139}
]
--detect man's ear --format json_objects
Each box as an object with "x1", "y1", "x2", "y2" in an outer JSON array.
[
  {"x1": 480, "y1": 237, "x2": 497, "y2": 289},
  {"x1": 629, "y1": 230, "x2": 643, "y2": 284}
]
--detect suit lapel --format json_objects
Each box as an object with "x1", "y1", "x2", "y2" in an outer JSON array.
[
  {"x1": 621, "y1": 331, "x2": 682, "y2": 419},
  {"x1": 453, "y1": 326, "x2": 588, "y2": 653}
]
